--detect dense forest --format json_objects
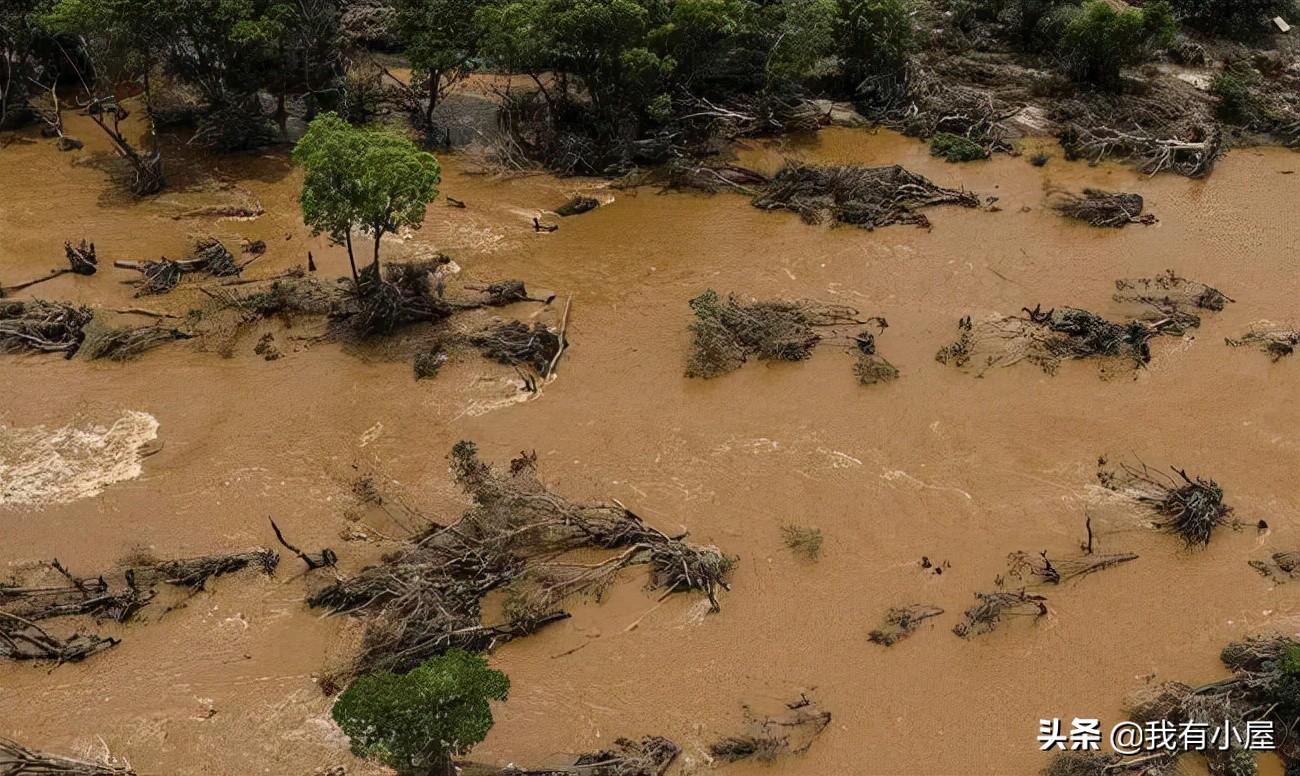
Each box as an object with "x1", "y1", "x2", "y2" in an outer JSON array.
[{"x1": 3, "y1": 0, "x2": 1298, "y2": 181}]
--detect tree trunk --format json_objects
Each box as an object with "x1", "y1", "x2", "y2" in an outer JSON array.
[
  {"x1": 371, "y1": 229, "x2": 383, "y2": 274},
  {"x1": 344, "y1": 230, "x2": 359, "y2": 285},
  {"x1": 424, "y1": 71, "x2": 439, "y2": 131}
]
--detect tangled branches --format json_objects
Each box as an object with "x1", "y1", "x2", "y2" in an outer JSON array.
[
  {"x1": 1098, "y1": 461, "x2": 1235, "y2": 547},
  {"x1": 0, "y1": 737, "x2": 135, "y2": 775},
  {"x1": 751, "y1": 163, "x2": 981, "y2": 230},
  {"x1": 1114, "y1": 271, "x2": 1232, "y2": 331},
  {"x1": 78, "y1": 318, "x2": 191, "y2": 361},
  {"x1": 937, "y1": 305, "x2": 1167, "y2": 376},
  {"x1": 116, "y1": 238, "x2": 243, "y2": 296},
  {"x1": 0, "y1": 551, "x2": 278, "y2": 664},
  {"x1": 1048, "y1": 635, "x2": 1300, "y2": 775},
  {"x1": 708, "y1": 697, "x2": 832, "y2": 764},
  {"x1": 685, "y1": 290, "x2": 862, "y2": 378},
  {"x1": 467, "y1": 320, "x2": 564, "y2": 376},
  {"x1": 868, "y1": 604, "x2": 945, "y2": 646},
  {"x1": 952, "y1": 590, "x2": 1048, "y2": 639},
  {"x1": 0, "y1": 300, "x2": 94, "y2": 357},
  {"x1": 1005, "y1": 551, "x2": 1139, "y2": 586},
  {"x1": 875, "y1": 67, "x2": 1017, "y2": 155},
  {"x1": 1249, "y1": 551, "x2": 1300, "y2": 584},
  {"x1": 1054, "y1": 87, "x2": 1222, "y2": 178},
  {"x1": 310, "y1": 442, "x2": 733, "y2": 676},
  {"x1": 1227, "y1": 324, "x2": 1300, "y2": 361},
  {"x1": 1050, "y1": 189, "x2": 1154, "y2": 228}
]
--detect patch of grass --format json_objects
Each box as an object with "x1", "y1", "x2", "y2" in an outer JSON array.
[
  {"x1": 781, "y1": 524, "x2": 823, "y2": 560},
  {"x1": 930, "y1": 132, "x2": 989, "y2": 162}
]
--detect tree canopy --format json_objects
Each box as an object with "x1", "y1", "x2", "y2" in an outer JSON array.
[
  {"x1": 293, "y1": 112, "x2": 441, "y2": 281},
  {"x1": 332, "y1": 650, "x2": 510, "y2": 776}
]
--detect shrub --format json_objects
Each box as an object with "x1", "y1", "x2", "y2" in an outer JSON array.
[
  {"x1": 781, "y1": 524, "x2": 824, "y2": 560},
  {"x1": 1210, "y1": 67, "x2": 1264, "y2": 124},
  {"x1": 1167, "y1": 0, "x2": 1296, "y2": 38},
  {"x1": 1058, "y1": 1, "x2": 1176, "y2": 89},
  {"x1": 837, "y1": 0, "x2": 916, "y2": 105},
  {"x1": 930, "y1": 132, "x2": 989, "y2": 162},
  {"x1": 332, "y1": 650, "x2": 509, "y2": 776}
]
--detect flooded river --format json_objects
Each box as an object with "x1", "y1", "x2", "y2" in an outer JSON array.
[{"x1": 1, "y1": 109, "x2": 1297, "y2": 775}]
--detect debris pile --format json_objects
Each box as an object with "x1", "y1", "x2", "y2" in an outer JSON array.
[
  {"x1": 0, "y1": 299, "x2": 94, "y2": 356},
  {"x1": 467, "y1": 320, "x2": 564, "y2": 376},
  {"x1": 310, "y1": 442, "x2": 733, "y2": 677},
  {"x1": 1227, "y1": 324, "x2": 1300, "y2": 361},
  {"x1": 751, "y1": 163, "x2": 981, "y2": 229},
  {"x1": 0, "y1": 737, "x2": 135, "y2": 775},
  {"x1": 1049, "y1": 189, "x2": 1154, "y2": 227},
  {"x1": 868, "y1": 604, "x2": 944, "y2": 646},
  {"x1": 1004, "y1": 551, "x2": 1138, "y2": 586},
  {"x1": 708, "y1": 697, "x2": 832, "y2": 764},
  {"x1": 1249, "y1": 551, "x2": 1300, "y2": 584},
  {"x1": 0, "y1": 551, "x2": 278, "y2": 663},
  {"x1": 952, "y1": 590, "x2": 1048, "y2": 638},
  {"x1": 116, "y1": 238, "x2": 244, "y2": 296},
  {"x1": 685, "y1": 290, "x2": 861, "y2": 378}
]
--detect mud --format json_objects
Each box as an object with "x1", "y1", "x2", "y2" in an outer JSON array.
[{"x1": 1, "y1": 111, "x2": 1298, "y2": 775}]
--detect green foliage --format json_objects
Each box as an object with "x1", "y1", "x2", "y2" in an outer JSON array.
[
  {"x1": 1059, "y1": 1, "x2": 1176, "y2": 89},
  {"x1": 332, "y1": 650, "x2": 509, "y2": 776},
  {"x1": 293, "y1": 113, "x2": 441, "y2": 276},
  {"x1": 1211, "y1": 67, "x2": 1265, "y2": 124},
  {"x1": 952, "y1": 0, "x2": 1071, "y2": 51},
  {"x1": 1167, "y1": 0, "x2": 1296, "y2": 38},
  {"x1": 781, "y1": 524, "x2": 824, "y2": 560},
  {"x1": 835, "y1": 0, "x2": 915, "y2": 104},
  {"x1": 930, "y1": 132, "x2": 989, "y2": 162},
  {"x1": 393, "y1": 0, "x2": 488, "y2": 123}
]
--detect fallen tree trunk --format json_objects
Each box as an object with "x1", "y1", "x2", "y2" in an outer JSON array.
[{"x1": 0, "y1": 736, "x2": 135, "y2": 775}]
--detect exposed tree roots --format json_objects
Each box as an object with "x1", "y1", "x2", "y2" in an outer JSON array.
[
  {"x1": 115, "y1": 238, "x2": 243, "y2": 296},
  {"x1": 310, "y1": 442, "x2": 733, "y2": 677},
  {"x1": 1098, "y1": 460, "x2": 1235, "y2": 547},
  {"x1": 0, "y1": 300, "x2": 94, "y2": 357},
  {"x1": 466, "y1": 320, "x2": 564, "y2": 376},
  {"x1": 1005, "y1": 551, "x2": 1139, "y2": 586},
  {"x1": 868, "y1": 604, "x2": 945, "y2": 646},
  {"x1": 751, "y1": 163, "x2": 982, "y2": 229}
]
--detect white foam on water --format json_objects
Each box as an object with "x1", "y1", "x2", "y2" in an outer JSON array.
[{"x1": 0, "y1": 410, "x2": 160, "y2": 507}]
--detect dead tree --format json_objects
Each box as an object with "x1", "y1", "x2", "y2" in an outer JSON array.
[{"x1": 0, "y1": 736, "x2": 135, "y2": 775}]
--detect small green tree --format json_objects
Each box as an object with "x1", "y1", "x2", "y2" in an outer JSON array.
[
  {"x1": 332, "y1": 650, "x2": 510, "y2": 776},
  {"x1": 393, "y1": 0, "x2": 488, "y2": 131},
  {"x1": 836, "y1": 0, "x2": 916, "y2": 106},
  {"x1": 1058, "y1": 1, "x2": 1175, "y2": 90},
  {"x1": 293, "y1": 113, "x2": 440, "y2": 283}
]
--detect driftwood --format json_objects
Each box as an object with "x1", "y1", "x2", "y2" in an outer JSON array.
[
  {"x1": 1248, "y1": 551, "x2": 1300, "y2": 583},
  {"x1": 270, "y1": 519, "x2": 338, "y2": 571},
  {"x1": 708, "y1": 697, "x2": 832, "y2": 763},
  {"x1": 310, "y1": 442, "x2": 733, "y2": 677},
  {"x1": 952, "y1": 590, "x2": 1048, "y2": 638},
  {"x1": 0, "y1": 736, "x2": 135, "y2": 775},
  {"x1": 752, "y1": 163, "x2": 981, "y2": 229},
  {"x1": 868, "y1": 604, "x2": 944, "y2": 646},
  {"x1": 115, "y1": 238, "x2": 243, "y2": 296},
  {"x1": 0, "y1": 550, "x2": 278, "y2": 664},
  {"x1": 555, "y1": 196, "x2": 599, "y2": 217},
  {"x1": 467, "y1": 320, "x2": 564, "y2": 376},
  {"x1": 461, "y1": 736, "x2": 680, "y2": 776},
  {"x1": 1050, "y1": 189, "x2": 1154, "y2": 227},
  {"x1": 0, "y1": 300, "x2": 94, "y2": 357},
  {"x1": 1227, "y1": 324, "x2": 1300, "y2": 361},
  {"x1": 685, "y1": 290, "x2": 863, "y2": 378},
  {"x1": 1005, "y1": 550, "x2": 1139, "y2": 586}
]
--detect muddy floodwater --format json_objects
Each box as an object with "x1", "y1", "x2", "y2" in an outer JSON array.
[{"x1": 1, "y1": 113, "x2": 1298, "y2": 775}]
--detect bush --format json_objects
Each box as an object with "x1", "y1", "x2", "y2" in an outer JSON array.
[
  {"x1": 1210, "y1": 67, "x2": 1264, "y2": 124},
  {"x1": 332, "y1": 650, "x2": 509, "y2": 776},
  {"x1": 781, "y1": 524, "x2": 823, "y2": 560},
  {"x1": 1167, "y1": 0, "x2": 1296, "y2": 38},
  {"x1": 1058, "y1": 1, "x2": 1176, "y2": 89},
  {"x1": 837, "y1": 0, "x2": 916, "y2": 105},
  {"x1": 930, "y1": 132, "x2": 988, "y2": 162}
]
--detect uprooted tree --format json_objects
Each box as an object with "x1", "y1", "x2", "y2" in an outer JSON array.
[
  {"x1": 309, "y1": 442, "x2": 734, "y2": 679},
  {"x1": 0, "y1": 550, "x2": 278, "y2": 663},
  {"x1": 1098, "y1": 459, "x2": 1236, "y2": 547}
]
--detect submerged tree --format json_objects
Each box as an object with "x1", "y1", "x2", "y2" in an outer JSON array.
[
  {"x1": 332, "y1": 650, "x2": 509, "y2": 776},
  {"x1": 293, "y1": 112, "x2": 440, "y2": 283}
]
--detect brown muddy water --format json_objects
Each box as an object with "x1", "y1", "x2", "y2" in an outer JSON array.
[{"x1": 1, "y1": 109, "x2": 1298, "y2": 776}]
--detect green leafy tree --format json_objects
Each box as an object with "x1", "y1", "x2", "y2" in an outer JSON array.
[
  {"x1": 293, "y1": 113, "x2": 441, "y2": 282},
  {"x1": 1058, "y1": 1, "x2": 1175, "y2": 89},
  {"x1": 332, "y1": 651, "x2": 510, "y2": 776},
  {"x1": 1, "y1": 0, "x2": 54, "y2": 128},
  {"x1": 393, "y1": 0, "x2": 488, "y2": 130},
  {"x1": 836, "y1": 0, "x2": 916, "y2": 105}
]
